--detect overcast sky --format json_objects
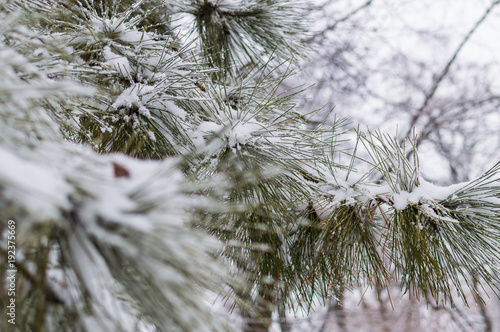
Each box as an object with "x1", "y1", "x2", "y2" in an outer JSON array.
[{"x1": 302, "y1": 0, "x2": 500, "y2": 182}]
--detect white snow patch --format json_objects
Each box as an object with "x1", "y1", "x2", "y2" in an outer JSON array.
[
  {"x1": 0, "y1": 146, "x2": 70, "y2": 220},
  {"x1": 103, "y1": 45, "x2": 133, "y2": 76},
  {"x1": 148, "y1": 130, "x2": 156, "y2": 141},
  {"x1": 91, "y1": 17, "x2": 125, "y2": 36},
  {"x1": 193, "y1": 109, "x2": 265, "y2": 155},
  {"x1": 164, "y1": 100, "x2": 186, "y2": 118},
  {"x1": 121, "y1": 29, "x2": 145, "y2": 43},
  {"x1": 391, "y1": 178, "x2": 468, "y2": 210},
  {"x1": 112, "y1": 84, "x2": 155, "y2": 117}
]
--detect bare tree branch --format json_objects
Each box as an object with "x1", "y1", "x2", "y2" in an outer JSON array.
[
  {"x1": 427, "y1": 293, "x2": 478, "y2": 332},
  {"x1": 305, "y1": 0, "x2": 374, "y2": 44},
  {"x1": 404, "y1": 0, "x2": 500, "y2": 141},
  {"x1": 472, "y1": 273, "x2": 493, "y2": 332}
]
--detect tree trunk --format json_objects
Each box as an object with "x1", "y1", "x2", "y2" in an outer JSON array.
[
  {"x1": 319, "y1": 287, "x2": 345, "y2": 332},
  {"x1": 277, "y1": 301, "x2": 291, "y2": 332},
  {"x1": 243, "y1": 283, "x2": 275, "y2": 332}
]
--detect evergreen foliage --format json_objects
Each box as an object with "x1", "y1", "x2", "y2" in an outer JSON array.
[{"x1": 2, "y1": 0, "x2": 500, "y2": 331}]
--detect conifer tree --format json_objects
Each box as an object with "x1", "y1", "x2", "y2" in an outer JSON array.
[{"x1": 2, "y1": 1, "x2": 500, "y2": 331}]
